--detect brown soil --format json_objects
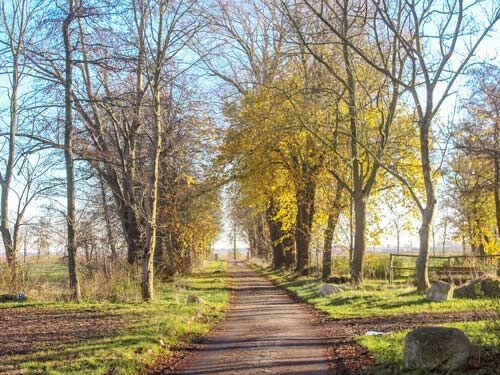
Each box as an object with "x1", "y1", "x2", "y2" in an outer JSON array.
[
  {"x1": 320, "y1": 310, "x2": 496, "y2": 375},
  {"x1": 0, "y1": 306, "x2": 123, "y2": 372}
]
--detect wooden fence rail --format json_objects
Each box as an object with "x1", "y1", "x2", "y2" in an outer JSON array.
[{"x1": 388, "y1": 254, "x2": 500, "y2": 285}]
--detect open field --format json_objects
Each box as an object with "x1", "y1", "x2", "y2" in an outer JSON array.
[{"x1": 0, "y1": 261, "x2": 229, "y2": 375}]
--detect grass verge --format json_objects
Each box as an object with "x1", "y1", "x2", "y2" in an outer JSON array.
[{"x1": 250, "y1": 263, "x2": 496, "y2": 318}]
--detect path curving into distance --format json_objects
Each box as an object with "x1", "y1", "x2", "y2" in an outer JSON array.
[{"x1": 175, "y1": 261, "x2": 330, "y2": 375}]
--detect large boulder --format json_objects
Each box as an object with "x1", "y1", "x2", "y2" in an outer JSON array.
[
  {"x1": 480, "y1": 277, "x2": 500, "y2": 298},
  {"x1": 454, "y1": 280, "x2": 482, "y2": 299},
  {"x1": 426, "y1": 281, "x2": 454, "y2": 301},
  {"x1": 404, "y1": 326, "x2": 472, "y2": 371},
  {"x1": 318, "y1": 284, "x2": 343, "y2": 297},
  {"x1": 454, "y1": 277, "x2": 500, "y2": 299}
]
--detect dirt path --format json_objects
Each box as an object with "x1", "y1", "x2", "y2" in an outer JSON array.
[{"x1": 174, "y1": 261, "x2": 330, "y2": 375}]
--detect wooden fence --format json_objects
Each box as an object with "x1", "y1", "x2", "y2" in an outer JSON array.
[{"x1": 388, "y1": 253, "x2": 500, "y2": 285}]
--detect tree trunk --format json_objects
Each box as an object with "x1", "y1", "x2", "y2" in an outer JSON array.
[
  {"x1": 141, "y1": 2, "x2": 165, "y2": 300},
  {"x1": 416, "y1": 121, "x2": 435, "y2": 292},
  {"x1": 1, "y1": 13, "x2": 20, "y2": 288},
  {"x1": 350, "y1": 194, "x2": 366, "y2": 284},
  {"x1": 266, "y1": 198, "x2": 286, "y2": 269},
  {"x1": 63, "y1": 2, "x2": 81, "y2": 301},
  {"x1": 141, "y1": 128, "x2": 161, "y2": 301},
  {"x1": 295, "y1": 179, "x2": 315, "y2": 275},
  {"x1": 255, "y1": 214, "x2": 267, "y2": 258},
  {"x1": 99, "y1": 174, "x2": 117, "y2": 261},
  {"x1": 247, "y1": 224, "x2": 257, "y2": 258},
  {"x1": 124, "y1": 210, "x2": 141, "y2": 264},
  {"x1": 416, "y1": 209, "x2": 432, "y2": 291},
  {"x1": 283, "y1": 234, "x2": 295, "y2": 269},
  {"x1": 322, "y1": 188, "x2": 343, "y2": 280}
]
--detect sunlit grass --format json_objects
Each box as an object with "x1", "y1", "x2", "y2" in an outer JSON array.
[{"x1": 253, "y1": 264, "x2": 495, "y2": 318}]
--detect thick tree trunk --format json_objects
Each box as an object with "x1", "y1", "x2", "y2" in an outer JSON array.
[
  {"x1": 124, "y1": 211, "x2": 141, "y2": 264},
  {"x1": 295, "y1": 179, "x2": 315, "y2": 275},
  {"x1": 141, "y1": 169, "x2": 160, "y2": 300},
  {"x1": 63, "y1": 4, "x2": 81, "y2": 301},
  {"x1": 322, "y1": 188, "x2": 343, "y2": 280},
  {"x1": 416, "y1": 209, "x2": 432, "y2": 291},
  {"x1": 266, "y1": 198, "x2": 286, "y2": 269},
  {"x1": 282, "y1": 234, "x2": 295, "y2": 269},
  {"x1": 255, "y1": 214, "x2": 267, "y2": 258},
  {"x1": 416, "y1": 121, "x2": 435, "y2": 292},
  {"x1": 350, "y1": 194, "x2": 366, "y2": 284},
  {"x1": 1, "y1": 209, "x2": 18, "y2": 289},
  {"x1": 99, "y1": 174, "x2": 117, "y2": 261},
  {"x1": 96, "y1": 167, "x2": 141, "y2": 266}
]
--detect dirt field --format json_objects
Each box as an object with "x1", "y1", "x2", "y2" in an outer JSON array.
[{"x1": 0, "y1": 307, "x2": 125, "y2": 373}]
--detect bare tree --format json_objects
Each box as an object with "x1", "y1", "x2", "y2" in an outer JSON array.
[
  {"x1": 457, "y1": 64, "x2": 500, "y2": 239},
  {"x1": 297, "y1": 0, "x2": 500, "y2": 290},
  {"x1": 0, "y1": 0, "x2": 45, "y2": 287},
  {"x1": 62, "y1": 0, "x2": 81, "y2": 301}
]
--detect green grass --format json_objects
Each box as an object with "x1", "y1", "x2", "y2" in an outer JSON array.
[
  {"x1": 23, "y1": 262, "x2": 69, "y2": 284},
  {"x1": 252, "y1": 264, "x2": 496, "y2": 319},
  {"x1": 358, "y1": 321, "x2": 500, "y2": 375},
  {"x1": 0, "y1": 261, "x2": 229, "y2": 375}
]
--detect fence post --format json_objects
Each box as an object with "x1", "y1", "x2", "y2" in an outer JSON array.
[{"x1": 389, "y1": 253, "x2": 394, "y2": 285}]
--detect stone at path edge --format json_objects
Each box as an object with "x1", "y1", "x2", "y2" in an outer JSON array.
[{"x1": 404, "y1": 326, "x2": 472, "y2": 371}]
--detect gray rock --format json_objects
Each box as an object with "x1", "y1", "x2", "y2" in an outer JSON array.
[
  {"x1": 426, "y1": 281, "x2": 454, "y2": 301},
  {"x1": 454, "y1": 280, "x2": 482, "y2": 299},
  {"x1": 318, "y1": 284, "x2": 343, "y2": 297},
  {"x1": 454, "y1": 277, "x2": 500, "y2": 299},
  {"x1": 404, "y1": 326, "x2": 472, "y2": 371},
  {"x1": 480, "y1": 277, "x2": 500, "y2": 298},
  {"x1": 187, "y1": 294, "x2": 205, "y2": 304}
]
